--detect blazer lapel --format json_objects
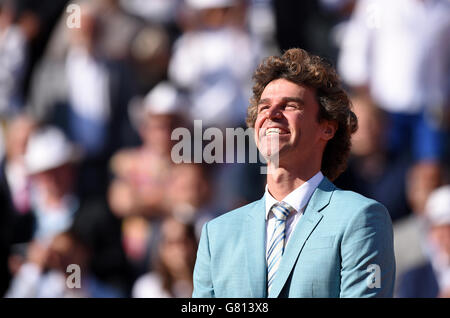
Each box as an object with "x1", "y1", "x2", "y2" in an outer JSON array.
[
  {"x1": 245, "y1": 197, "x2": 267, "y2": 298},
  {"x1": 268, "y1": 177, "x2": 336, "y2": 298}
]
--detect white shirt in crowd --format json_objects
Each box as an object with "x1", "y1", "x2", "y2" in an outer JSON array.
[
  {"x1": 338, "y1": 0, "x2": 449, "y2": 114},
  {"x1": 132, "y1": 272, "x2": 192, "y2": 298},
  {"x1": 65, "y1": 47, "x2": 111, "y2": 122},
  {"x1": 168, "y1": 27, "x2": 259, "y2": 128}
]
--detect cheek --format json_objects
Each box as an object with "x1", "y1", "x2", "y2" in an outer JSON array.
[
  {"x1": 297, "y1": 119, "x2": 321, "y2": 139},
  {"x1": 254, "y1": 114, "x2": 266, "y2": 139},
  {"x1": 254, "y1": 113, "x2": 266, "y2": 129}
]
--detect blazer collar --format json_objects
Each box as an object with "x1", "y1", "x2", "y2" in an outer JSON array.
[
  {"x1": 245, "y1": 197, "x2": 267, "y2": 298},
  {"x1": 268, "y1": 177, "x2": 335, "y2": 297},
  {"x1": 244, "y1": 177, "x2": 336, "y2": 298}
]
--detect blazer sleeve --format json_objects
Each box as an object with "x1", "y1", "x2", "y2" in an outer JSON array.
[
  {"x1": 339, "y1": 202, "x2": 396, "y2": 297},
  {"x1": 192, "y1": 222, "x2": 215, "y2": 298}
]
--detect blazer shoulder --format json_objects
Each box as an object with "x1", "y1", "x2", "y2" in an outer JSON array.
[
  {"x1": 332, "y1": 185, "x2": 385, "y2": 207},
  {"x1": 329, "y1": 186, "x2": 390, "y2": 221},
  {"x1": 207, "y1": 199, "x2": 262, "y2": 228}
]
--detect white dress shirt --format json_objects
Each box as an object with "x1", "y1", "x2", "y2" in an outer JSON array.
[{"x1": 265, "y1": 171, "x2": 324, "y2": 256}]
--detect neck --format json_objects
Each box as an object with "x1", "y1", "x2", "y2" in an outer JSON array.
[{"x1": 266, "y1": 162, "x2": 320, "y2": 201}]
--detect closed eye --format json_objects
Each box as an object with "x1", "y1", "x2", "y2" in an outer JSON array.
[{"x1": 257, "y1": 104, "x2": 270, "y2": 113}]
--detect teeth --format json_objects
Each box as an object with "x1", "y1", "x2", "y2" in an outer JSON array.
[{"x1": 266, "y1": 128, "x2": 281, "y2": 136}]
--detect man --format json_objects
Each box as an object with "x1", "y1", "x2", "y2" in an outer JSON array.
[
  {"x1": 192, "y1": 48, "x2": 395, "y2": 298},
  {"x1": 17, "y1": 125, "x2": 131, "y2": 294}
]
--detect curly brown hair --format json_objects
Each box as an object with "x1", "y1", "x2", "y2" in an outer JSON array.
[{"x1": 246, "y1": 48, "x2": 358, "y2": 181}]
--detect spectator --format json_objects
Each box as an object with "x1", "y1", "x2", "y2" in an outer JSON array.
[
  {"x1": 6, "y1": 229, "x2": 124, "y2": 297},
  {"x1": 0, "y1": 114, "x2": 36, "y2": 296},
  {"x1": 24, "y1": 125, "x2": 81, "y2": 242},
  {"x1": 29, "y1": 1, "x2": 140, "y2": 198},
  {"x1": 0, "y1": 114, "x2": 37, "y2": 296},
  {"x1": 392, "y1": 161, "x2": 445, "y2": 281},
  {"x1": 0, "y1": 0, "x2": 40, "y2": 117},
  {"x1": 108, "y1": 81, "x2": 188, "y2": 277},
  {"x1": 132, "y1": 216, "x2": 198, "y2": 298},
  {"x1": 20, "y1": 125, "x2": 131, "y2": 295},
  {"x1": 165, "y1": 163, "x2": 221, "y2": 239},
  {"x1": 168, "y1": 0, "x2": 260, "y2": 129},
  {"x1": 64, "y1": 2, "x2": 138, "y2": 159},
  {"x1": 108, "y1": 81, "x2": 188, "y2": 218},
  {"x1": 334, "y1": 95, "x2": 411, "y2": 221},
  {"x1": 1, "y1": 114, "x2": 35, "y2": 223},
  {"x1": 397, "y1": 185, "x2": 450, "y2": 297},
  {"x1": 338, "y1": 0, "x2": 449, "y2": 221}
]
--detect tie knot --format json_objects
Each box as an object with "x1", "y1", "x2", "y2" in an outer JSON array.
[{"x1": 270, "y1": 201, "x2": 293, "y2": 221}]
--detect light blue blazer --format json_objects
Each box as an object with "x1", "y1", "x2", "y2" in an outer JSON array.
[{"x1": 192, "y1": 177, "x2": 396, "y2": 298}]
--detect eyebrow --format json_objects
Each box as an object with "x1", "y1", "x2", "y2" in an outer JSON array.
[{"x1": 258, "y1": 97, "x2": 305, "y2": 106}]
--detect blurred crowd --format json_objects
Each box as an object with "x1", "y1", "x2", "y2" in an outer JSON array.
[{"x1": 0, "y1": 0, "x2": 448, "y2": 298}]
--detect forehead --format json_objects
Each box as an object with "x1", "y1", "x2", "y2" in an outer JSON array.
[{"x1": 260, "y1": 78, "x2": 314, "y2": 100}]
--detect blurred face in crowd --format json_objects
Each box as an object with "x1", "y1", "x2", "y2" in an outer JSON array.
[
  {"x1": 31, "y1": 164, "x2": 76, "y2": 202},
  {"x1": 350, "y1": 97, "x2": 384, "y2": 157},
  {"x1": 68, "y1": 4, "x2": 97, "y2": 49},
  {"x1": 0, "y1": 3, "x2": 14, "y2": 29},
  {"x1": 140, "y1": 114, "x2": 179, "y2": 155},
  {"x1": 159, "y1": 218, "x2": 197, "y2": 277},
  {"x1": 254, "y1": 79, "x2": 334, "y2": 167},
  {"x1": 407, "y1": 162, "x2": 442, "y2": 213},
  {"x1": 169, "y1": 164, "x2": 209, "y2": 208}
]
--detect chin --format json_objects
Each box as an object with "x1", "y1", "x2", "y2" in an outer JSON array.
[
  {"x1": 260, "y1": 149, "x2": 280, "y2": 162},
  {"x1": 258, "y1": 143, "x2": 287, "y2": 164}
]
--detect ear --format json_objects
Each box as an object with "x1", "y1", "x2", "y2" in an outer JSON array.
[{"x1": 320, "y1": 120, "x2": 337, "y2": 141}]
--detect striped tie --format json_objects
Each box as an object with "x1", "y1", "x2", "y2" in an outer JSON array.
[{"x1": 267, "y1": 201, "x2": 293, "y2": 295}]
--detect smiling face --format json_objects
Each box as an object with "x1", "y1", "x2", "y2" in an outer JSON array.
[{"x1": 254, "y1": 78, "x2": 334, "y2": 168}]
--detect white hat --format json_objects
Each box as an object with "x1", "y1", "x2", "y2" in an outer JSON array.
[
  {"x1": 424, "y1": 185, "x2": 450, "y2": 226},
  {"x1": 25, "y1": 126, "x2": 81, "y2": 175},
  {"x1": 143, "y1": 81, "x2": 187, "y2": 115},
  {"x1": 186, "y1": 0, "x2": 236, "y2": 10}
]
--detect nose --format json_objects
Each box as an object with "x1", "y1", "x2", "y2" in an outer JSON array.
[{"x1": 266, "y1": 105, "x2": 282, "y2": 120}]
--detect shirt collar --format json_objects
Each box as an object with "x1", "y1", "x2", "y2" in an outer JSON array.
[{"x1": 264, "y1": 171, "x2": 324, "y2": 220}]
